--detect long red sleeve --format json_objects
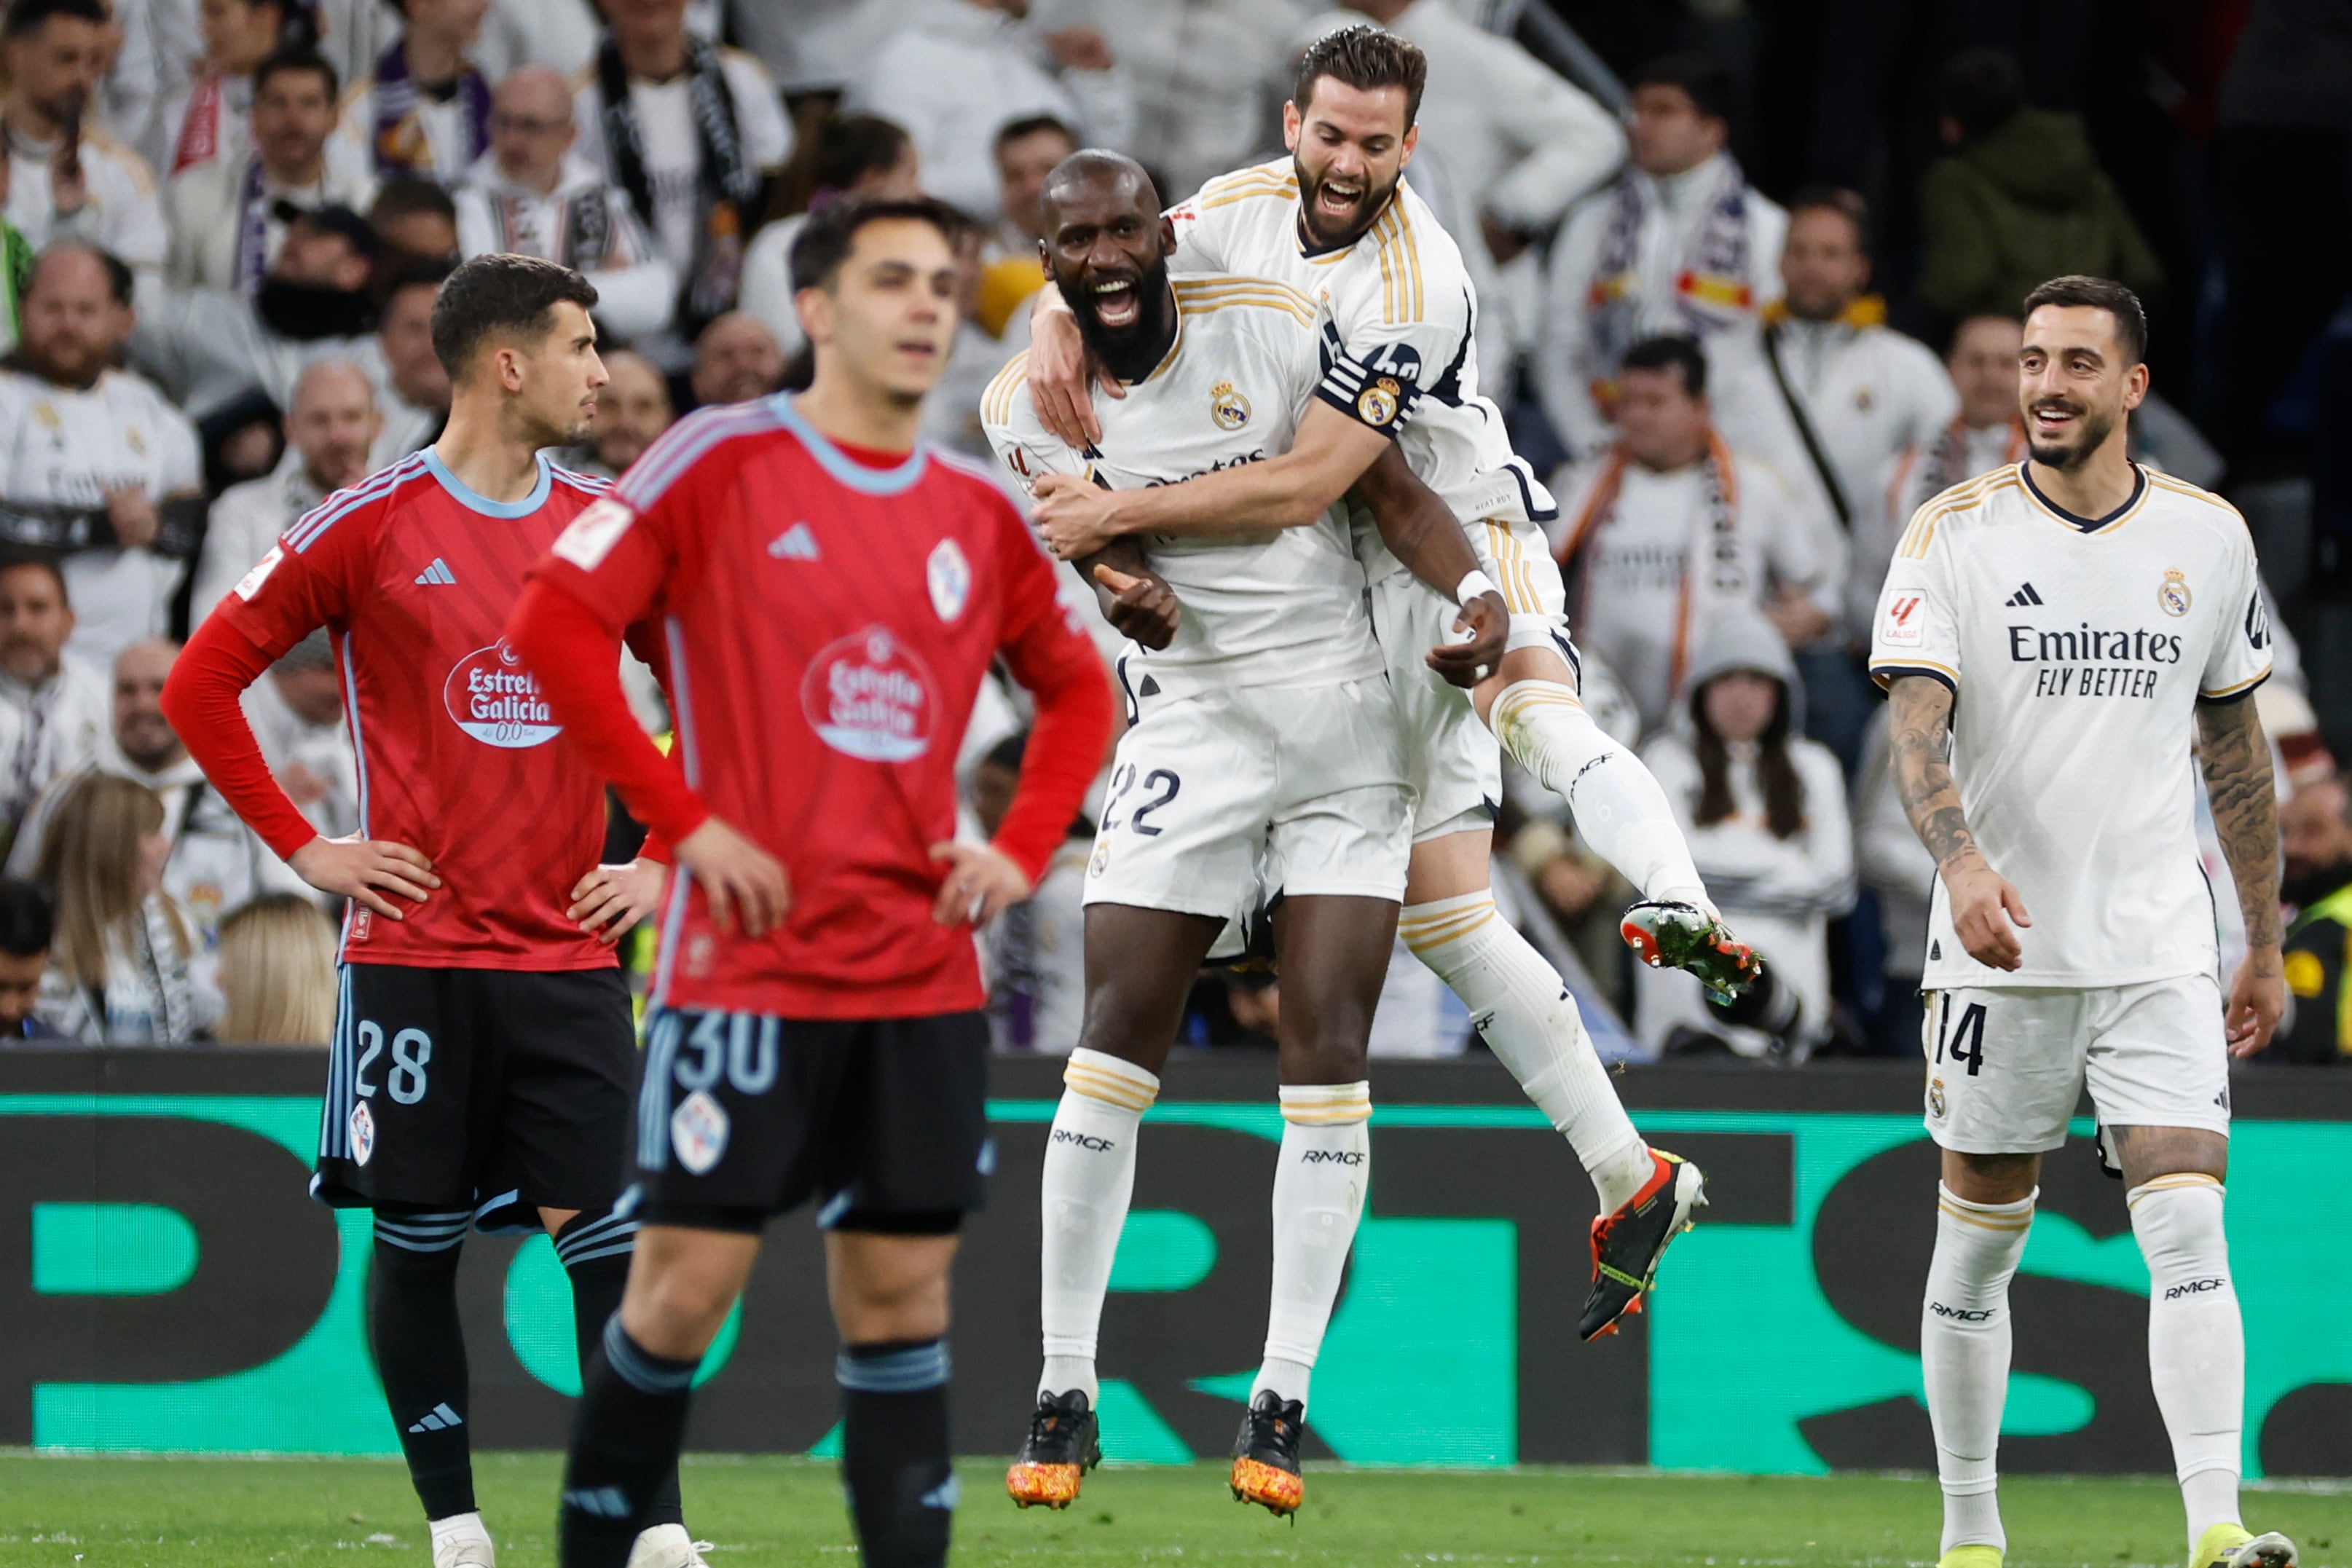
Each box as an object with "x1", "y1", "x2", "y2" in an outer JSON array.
[
  {"x1": 991, "y1": 611, "x2": 1114, "y2": 884},
  {"x1": 162, "y1": 615, "x2": 322, "y2": 862},
  {"x1": 508, "y1": 578, "x2": 710, "y2": 847}
]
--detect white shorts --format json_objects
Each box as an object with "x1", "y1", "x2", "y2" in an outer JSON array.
[
  {"x1": 1920, "y1": 974, "x2": 2232, "y2": 1155},
  {"x1": 1366, "y1": 515, "x2": 1573, "y2": 841},
  {"x1": 1083, "y1": 675, "x2": 1409, "y2": 918}
]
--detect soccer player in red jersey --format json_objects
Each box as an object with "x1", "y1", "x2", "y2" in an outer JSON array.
[
  {"x1": 503, "y1": 197, "x2": 1114, "y2": 1568},
  {"x1": 161, "y1": 256, "x2": 708, "y2": 1568}
]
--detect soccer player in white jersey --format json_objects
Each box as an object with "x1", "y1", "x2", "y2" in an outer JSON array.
[
  {"x1": 985, "y1": 151, "x2": 1512, "y2": 1516},
  {"x1": 1020, "y1": 25, "x2": 1749, "y2": 1342},
  {"x1": 1871, "y1": 275, "x2": 2295, "y2": 1568}
]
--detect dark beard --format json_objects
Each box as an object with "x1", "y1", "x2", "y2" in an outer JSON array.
[
  {"x1": 1069, "y1": 261, "x2": 1176, "y2": 386},
  {"x1": 2025, "y1": 406, "x2": 2115, "y2": 473},
  {"x1": 1294, "y1": 157, "x2": 1398, "y2": 251},
  {"x1": 256, "y1": 280, "x2": 375, "y2": 342},
  {"x1": 2282, "y1": 860, "x2": 2352, "y2": 910}
]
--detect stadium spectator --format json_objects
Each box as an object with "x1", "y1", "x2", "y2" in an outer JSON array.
[
  {"x1": 2, "y1": 0, "x2": 170, "y2": 279},
  {"x1": 1327, "y1": 0, "x2": 1624, "y2": 261},
  {"x1": 0, "y1": 159, "x2": 34, "y2": 356},
  {"x1": 164, "y1": 48, "x2": 377, "y2": 293},
  {"x1": 213, "y1": 889, "x2": 335, "y2": 1043},
  {"x1": 1879, "y1": 313, "x2": 2026, "y2": 602},
  {"x1": 685, "y1": 308, "x2": 781, "y2": 410},
  {"x1": 1752, "y1": 187, "x2": 1956, "y2": 765},
  {"x1": 0, "y1": 874, "x2": 60, "y2": 1037},
  {"x1": 924, "y1": 211, "x2": 1021, "y2": 457},
  {"x1": 0, "y1": 244, "x2": 203, "y2": 669},
  {"x1": 739, "y1": 112, "x2": 919, "y2": 358},
  {"x1": 146, "y1": 0, "x2": 302, "y2": 177},
  {"x1": 1538, "y1": 53, "x2": 1785, "y2": 462},
  {"x1": 971, "y1": 114, "x2": 1072, "y2": 342},
  {"x1": 453, "y1": 65, "x2": 677, "y2": 342},
  {"x1": 190, "y1": 358, "x2": 379, "y2": 623},
  {"x1": 339, "y1": 0, "x2": 493, "y2": 186},
  {"x1": 8, "y1": 637, "x2": 306, "y2": 942},
  {"x1": 355, "y1": 256, "x2": 452, "y2": 462},
  {"x1": 843, "y1": 0, "x2": 1134, "y2": 225},
  {"x1": 366, "y1": 175, "x2": 459, "y2": 263},
  {"x1": 31, "y1": 770, "x2": 209, "y2": 1044},
  {"x1": 572, "y1": 0, "x2": 791, "y2": 345},
  {"x1": 2270, "y1": 774, "x2": 2352, "y2": 1064},
  {"x1": 0, "y1": 557, "x2": 106, "y2": 858},
  {"x1": 574, "y1": 347, "x2": 671, "y2": 476},
  {"x1": 1852, "y1": 704, "x2": 1936, "y2": 1055},
  {"x1": 1547, "y1": 335, "x2": 1836, "y2": 733},
  {"x1": 1057, "y1": 0, "x2": 1299, "y2": 204},
  {"x1": 239, "y1": 628, "x2": 356, "y2": 854},
  {"x1": 1635, "y1": 611, "x2": 1852, "y2": 1058},
  {"x1": 1914, "y1": 47, "x2": 2165, "y2": 327}
]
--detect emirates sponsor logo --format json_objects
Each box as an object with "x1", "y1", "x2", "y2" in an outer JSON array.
[
  {"x1": 802, "y1": 625, "x2": 936, "y2": 763},
  {"x1": 443, "y1": 641, "x2": 561, "y2": 747}
]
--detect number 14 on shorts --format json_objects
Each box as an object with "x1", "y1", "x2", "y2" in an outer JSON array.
[{"x1": 1934, "y1": 998, "x2": 1987, "y2": 1076}]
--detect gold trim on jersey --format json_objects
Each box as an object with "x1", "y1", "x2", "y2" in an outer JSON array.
[
  {"x1": 2145, "y1": 470, "x2": 2255, "y2": 536},
  {"x1": 1867, "y1": 656, "x2": 1960, "y2": 691},
  {"x1": 1893, "y1": 469, "x2": 2021, "y2": 560},
  {"x1": 981, "y1": 350, "x2": 1031, "y2": 430},
  {"x1": 1366, "y1": 200, "x2": 1425, "y2": 325},
  {"x1": 1196, "y1": 169, "x2": 1299, "y2": 210},
  {"x1": 2199, "y1": 667, "x2": 2272, "y2": 701},
  {"x1": 1481, "y1": 519, "x2": 1543, "y2": 613},
  {"x1": 1171, "y1": 276, "x2": 1318, "y2": 326}
]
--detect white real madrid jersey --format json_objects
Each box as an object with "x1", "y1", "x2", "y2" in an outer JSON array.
[
  {"x1": 1869, "y1": 462, "x2": 2272, "y2": 990},
  {"x1": 982, "y1": 273, "x2": 1383, "y2": 701},
  {"x1": 1166, "y1": 160, "x2": 1554, "y2": 556}
]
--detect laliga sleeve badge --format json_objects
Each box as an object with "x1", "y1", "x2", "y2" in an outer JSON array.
[
  {"x1": 348, "y1": 1100, "x2": 376, "y2": 1166},
  {"x1": 1880, "y1": 591, "x2": 1927, "y2": 648},
  {"x1": 1356, "y1": 376, "x2": 1401, "y2": 429},
  {"x1": 928, "y1": 537, "x2": 972, "y2": 623},
  {"x1": 2158, "y1": 568, "x2": 2190, "y2": 617},
  {"x1": 671, "y1": 1090, "x2": 730, "y2": 1175}
]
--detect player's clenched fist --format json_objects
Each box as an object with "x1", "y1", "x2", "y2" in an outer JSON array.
[
  {"x1": 1034, "y1": 471, "x2": 1122, "y2": 561},
  {"x1": 288, "y1": 833, "x2": 441, "y2": 921},
  {"x1": 2225, "y1": 950, "x2": 2285, "y2": 1059},
  {"x1": 1093, "y1": 563, "x2": 1179, "y2": 650},
  {"x1": 929, "y1": 840, "x2": 1032, "y2": 928},
  {"x1": 1941, "y1": 855, "x2": 2032, "y2": 972},
  {"x1": 672, "y1": 817, "x2": 790, "y2": 937},
  {"x1": 568, "y1": 857, "x2": 668, "y2": 945},
  {"x1": 1427, "y1": 588, "x2": 1509, "y2": 689}
]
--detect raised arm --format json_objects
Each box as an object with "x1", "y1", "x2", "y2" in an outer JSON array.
[
  {"x1": 1884, "y1": 674, "x2": 2031, "y2": 971},
  {"x1": 2196, "y1": 695, "x2": 2284, "y2": 1056},
  {"x1": 1346, "y1": 441, "x2": 1508, "y2": 688}
]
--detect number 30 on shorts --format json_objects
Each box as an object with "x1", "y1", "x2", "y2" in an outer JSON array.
[
  {"x1": 1104, "y1": 763, "x2": 1181, "y2": 836},
  {"x1": 354, "y1": 1022, "x2": 434, "y2": 1104},
  {"x1": 1932, "y1": 998, "x2": 1988, "y2": 1077}
]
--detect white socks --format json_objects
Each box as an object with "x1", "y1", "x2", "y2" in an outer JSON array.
[
  {"x1": 1921, "y1": 1183, "x2": 2034, "y2": 1557},
  {"x1": 1252, "y1": 1082, "x2": 1372, "y2": 1414},
  {"x1": 1487, "y1": 679, "x2": 1705, "y2": 905},
  {"x1": 1037, "y1": 1048, "x2": 1160, "y2": 1403},
  {"x1": 1399, "y1": 893, "x2": 1652, "y2": 1212},
  {"x1": 2130, "y1": 1173, "x2": 2245, "y2": 1556}
]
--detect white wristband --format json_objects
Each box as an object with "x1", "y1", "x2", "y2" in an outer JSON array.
[{"x1": 1456, "y1": 570, "x2": 1500, "y2": 606}]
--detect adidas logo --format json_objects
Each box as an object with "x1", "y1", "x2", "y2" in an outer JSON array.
[
  {"x1": 768, "y1": 522, "x2": 820, "y2": 560},
  {"x1": 2004, "y1": 582, "x2": 2045, "y2": 607},
  {"x1": 562, "y1": 1485, "x2": 632, "y2": 1519},
  {"x1": 406, "y1": 1401, "x2": 463, "y2": 1433},
  {"x1": 413, "y1": 557, "x2": 457, "y2": 586}
]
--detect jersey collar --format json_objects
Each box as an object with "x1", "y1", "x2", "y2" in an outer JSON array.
[
  {"x1": 2019, "y1": 459, "x2": 2149, "y2": 535},
  {"x1": 424, "y1": 447, "x2": 551, "y2": 517},
  {"x1": 771, "y1": 394, "x2": 929, "y2": 495}
]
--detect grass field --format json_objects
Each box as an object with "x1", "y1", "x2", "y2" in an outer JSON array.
[{"x1": 1, "y1": 1455, "x2": 2345, "y2": 1568}]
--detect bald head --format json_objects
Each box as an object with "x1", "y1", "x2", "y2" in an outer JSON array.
[
  {"x1": 21, "y1": 243, "x2": 133, "y2": 387},
  {"x1": 1039, "y1": 150, "x2": 1163, "y2": 238},
  {"x1": 492, "y1": 64, "x2": 578, "y2": 191},
  {"x1": 691, "y1": 313, "x2": 784, "y2": 408},
  {"x1": 288, "y1": 359, "x2": 382, "y2": 493},
  {"x1": 114, "y1": 639, "x2": 183, "y2": 774}
]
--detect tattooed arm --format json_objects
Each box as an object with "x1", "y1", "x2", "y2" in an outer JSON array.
[
  {"x1": 2196, "y1": 695, "x2": 2285, "y2": 1057},
  {"x1": 1885, "y1": 674, "x2": 2032, "y2": 971}
]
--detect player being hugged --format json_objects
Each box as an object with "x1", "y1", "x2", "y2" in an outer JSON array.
[
  {"x1": 162, "y1": 256, "x2": 707, "y2": 1568},
  {"x1": 504, "y1": 198, "x2": 1114, "y2": 1568},
  {"x1": 1871, "y1": 276, "x2": 2294, "y2": 1568}
]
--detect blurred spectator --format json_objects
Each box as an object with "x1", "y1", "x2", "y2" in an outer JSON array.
[
  {"x1": 366, "y1": 176, "x2": 459, "y2": 262},
  {"x1": 1635, "y1": 612, "x2": 1852, "y2": 1058},
  {"x1": 355, "y1": 255, "x2": 452, "y2": 462},
  {"x1": 574, "y1": 347, "x2": 672, "y2": 477},
  {"x1": 974, "y1": 732, "x2": 1087, "y2": 1053},
  {"x1": 164, "y1": 48, "x2": 377, "y2": 293},
  {"x1": 147, "y1": 0, "x2": 301, "y2": 177},
  {"x1": 972, "y1": 114, "x2": 1071, "y2": 342},
  {"x1": 1753, "y1": 187, "x2": 1955, "y2": 765},
  {"x1": 1538, "y1": 53, "x2": 1785, "y2": 462},
  {"x1": 0, "y1": 556, "x2": 106, "y2": 856},
  {"x1": 1547, "y1": 335, "x2": 1834, "y2": 733},
  {"x1": 132, "y1": 201, "x2": 379, "y2": 417},
  {"x1": 923, "y1": 212, "x2": 1023, "y2": 458},
  {"x1": 843, "y1": 0, "x2": 1133, "y2": 226},
  {"x1": 0, "y1": 161, "x2": 31, "y2": 358},
  {"x1": 453, "y1": 65, "x2": 677, "y2": 342},
  {"x1": 1045, "y1": 0, "x2": 1299, "y2": 204},
  {"x1": 189, "y1": 358, "x2": 378, "y2": 623},
  {"x1": 0, "y1": 244, "x2": 202, "y2": 668},
  {"x1": 4, "y1": 0, "x2": 170, "y2": 279},
  {"x1": 686, "y1": 309, "x2": 781, "y2": 409},
  {"x1": 31, "y1": 770, "x2": 208, "y2": 1043},
  {"x1": 1881, "y1": 313, "x2": 2026, "y2": 572},
  {"x1": 1852, "y1": 704, "x2": 1935, "y2": 1056},
  {"x1": 1328, "y1": 0, "x2": 1623, "y2": 262},
  {"x1": 215, "y1": 889, "x2": 334, "y2": 1042},
  {"x1": 739, "y1": 112, "x2": 919, "y2": 358},
  {"x1": 1914, "y1": 47, "x2": 2164, "y2": 326},
  {"x1": 340, "y1": 0, "x2": 492, "y2": 185},
  {"x1": 9, "y1": 637, "x2": 306, "y2": 940},
  {"x1": 0, "y1": 875, "x2": 60, "y2": 1037},
  {"x1": 241, "y1": 628, "x2": 355, "y2": 851},
  {"x1": 2270, "y1": 774, "x2": 2352, "y2": 1064},
  {"x1": 572, "y1": 0, "x2": 791, "y2": 345}
]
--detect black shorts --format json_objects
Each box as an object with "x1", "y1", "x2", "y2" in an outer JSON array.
[
  {"x1": 632, "y1": 1009, "x2": 991, "y2": 1234},
  {"x1": 315, "y1": 963, "x2": 637, "y2": 1228}
]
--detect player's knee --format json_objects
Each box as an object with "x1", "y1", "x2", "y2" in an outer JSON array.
[
  {"x1": 833, "y1": 1260, "x2": 952, "y2": 1344},
  {"x1": 620, "y1": 1259, "x2": 739, "y2": 1358},
  {"x1": 1940, "y1": 1149, "x2": 2039, "y2": 1206}
]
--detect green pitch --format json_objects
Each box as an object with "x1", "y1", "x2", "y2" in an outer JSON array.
[{"x1": 2, "y1": 1454, "x2": 2344, "y2": 1567}]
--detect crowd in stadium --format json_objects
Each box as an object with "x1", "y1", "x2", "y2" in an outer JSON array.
[{"x1": 0, "y1": 0, "x2": 2343, "y2": 1066}]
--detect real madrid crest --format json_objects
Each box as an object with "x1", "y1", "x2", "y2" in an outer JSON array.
[
  {"x1": 1356, "y1": 376, "x2": 1401, "y2": 429},
  {"x1": 1927, "y1": 1077, "x2": 1946, "y2": 1119},
  {"x1": 1209, "y1": 380, "x2": 1251, "y2": 431},
  {"x1": 2158, "y1": 568, "x2": 2191, "y2": 618}
]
